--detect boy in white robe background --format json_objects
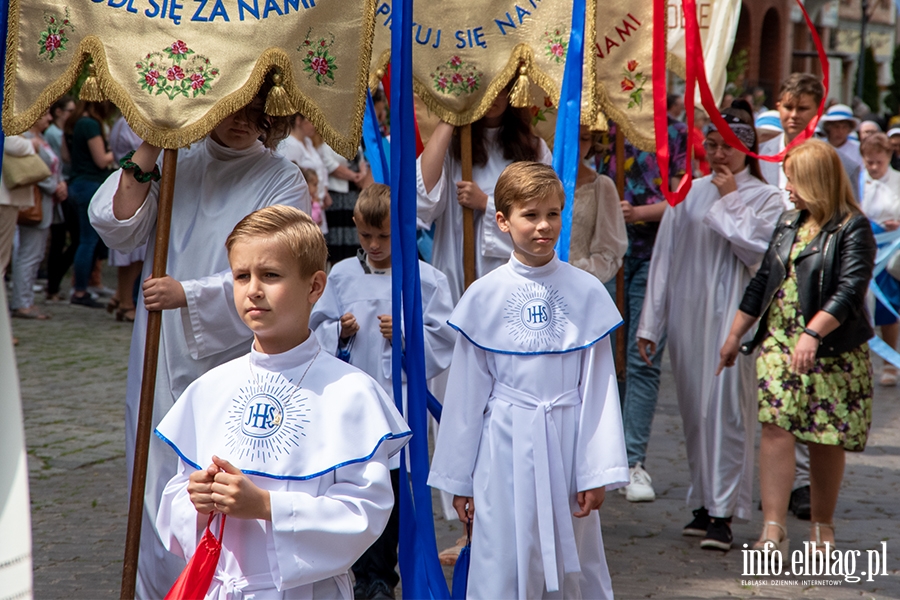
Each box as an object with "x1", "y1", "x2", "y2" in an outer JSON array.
[
  {"x1": 155, "y1": 206, "x2": 410, "y2": 599},
  {"x1": 637, "y1": 102, "x2": 784, "y2": 551},
  {"x1": 89, "y1": 80, "x2": 311, "y2": 599},
  {"x1": 309, "y1": 183, "x2": 456, "y2": 598},
  {"x1": 428, "y1": 162, "x2": 628, "y2": 599}
]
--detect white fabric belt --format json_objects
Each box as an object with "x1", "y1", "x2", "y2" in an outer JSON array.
[
  {"x1": 211, "y1": 572, "x2": 276, "y2": 600},
  {"x1": 490, "y1": 381, "x2": 582, "y2": 596}
]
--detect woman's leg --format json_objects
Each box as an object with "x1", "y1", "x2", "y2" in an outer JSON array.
[
  {"x1": 70, "y1": 180, "x2": 101, "y2": 295},
  {"x1": 759, "y1": 423, "x2": 795, "y2": 539},
  {"x1": 807, "y1": 441, "x2": 844, "y2": 545},
  {"x1": 11, "y1": 226, "x2": 50, "y2": 311}
]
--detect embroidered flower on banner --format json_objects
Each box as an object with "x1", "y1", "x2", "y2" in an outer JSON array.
[
  {"x1": 135, "y1": 42, "x2": 218, "y2": 100},
  {"x1": 621, "y1": 60, "x2": 647, "y2": 110},
  {"x1": 298, "y1": 30, "x2": 338, "y2": 85},
  {"x1": 38, "y1": 8, "x2": 75, "y2": 62},
  {"x1": 544, "y1": 28, "x2": 568, "y2": 64},
  {"x1": 430, "y1": 57, "x2": 483, "y2": 97},
  {"x1": 531, "y1": 96, "x2": 557, "y2": 127}
]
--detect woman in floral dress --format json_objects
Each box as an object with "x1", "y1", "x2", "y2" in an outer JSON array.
[{"x1": 718, "y1": 140, "x2": 875, "y2": 560}]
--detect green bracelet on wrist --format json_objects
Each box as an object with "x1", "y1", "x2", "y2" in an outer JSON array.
[{"x1": 119, "y1": 150, "x2": 161, "y2": 183}]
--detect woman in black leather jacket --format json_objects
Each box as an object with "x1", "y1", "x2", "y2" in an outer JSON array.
[{"x1": 718, "y1": 140, "x2": 875, "y2": 561}]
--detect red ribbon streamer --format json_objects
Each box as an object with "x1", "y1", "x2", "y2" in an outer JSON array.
[{"x1": 654, "y1": 0, "x2": 830, "y2": 206}]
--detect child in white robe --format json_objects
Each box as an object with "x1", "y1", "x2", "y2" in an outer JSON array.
[
  {"x1": 309, "y1": 183, "x2": 456, "y2": 597},
  {"x1": 155, "y1": 206, "x2": 410, "y2": 599},
  {"x1": 428, "y1": 162, "x2": 629, "y2": 599}
]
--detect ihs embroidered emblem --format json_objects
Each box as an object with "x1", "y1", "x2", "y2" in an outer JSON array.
[
  {"x1": 224, "y1": 372, "x2": 311, "y2": 464},
  {"x1": 503, "y1": 283, "x2": 570, "y2": 348}
]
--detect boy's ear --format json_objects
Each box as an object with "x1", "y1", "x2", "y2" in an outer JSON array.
[
  {"x1": 496, "y1": 210, "x2": 510, "y2": 233},
  {"x1": 308, "y1": 271, "x2": 327, "y2": 304}
]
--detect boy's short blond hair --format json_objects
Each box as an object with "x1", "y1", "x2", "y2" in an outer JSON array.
[
  {"x1": 494, "y1": 162, "x2": 564, "y2": 217},
  {"x1": 778, "y1": 73, "x2": 825, "y2": 106},
  {"x1": 225, "y1": 205, "x2": 327, "y2": 278},
  {"x1": 354, "y1": 183, "x2": 391, "y2": 229},
  {"x1": 300, "y1": 168, "x2": 318, "y2": 185},
  {"x1": 860, "y1": 132, "x2": 892, "y2": 156}
]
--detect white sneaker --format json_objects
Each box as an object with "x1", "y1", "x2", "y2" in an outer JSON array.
[{"x1": 625, "y1": 462, "x2": 656, "y2": 502}]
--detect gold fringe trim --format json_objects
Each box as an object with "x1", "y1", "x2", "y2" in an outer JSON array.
[
  {"x1": 265, "y1": 71, "x2": 295, "y2": 117},
  {"x1": 509, "y1": 64, "x2": 531, "y2": 108},
  {"x1": 667, "y1": 52, "x2": 686, "y2": 80},
  {"x1": 79, "y1": 63, "x2": 104, "y2": 102},
  {"x1": 591, "y1": 110, "x2": 608, "y2": 132},
  {"x1": 2, "y1": 0, "x2": 377, "y2": 160}
]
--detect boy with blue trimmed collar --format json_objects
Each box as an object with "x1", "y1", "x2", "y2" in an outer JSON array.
[
  {"x1": 154, "y1": 205, "x2": 410, "y2": 599},
  {"x1": 428, "y1": 162, "x2": 629, "y2": 599}
]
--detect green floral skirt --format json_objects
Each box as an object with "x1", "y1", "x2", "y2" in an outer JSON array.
[{"x1": 756, "y1": 223, "x2": 873, "y2": 451}]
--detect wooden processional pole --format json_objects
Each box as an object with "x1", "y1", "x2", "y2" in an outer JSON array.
[
  {"x1": 614, "y1": 132, "x2": 626, "y2": 380},
  {"x1": 460, "y1": 123, "x2": 476, "y2": 289},
  {"x1": 121, "y1": 148, "x2": 179, "y2": 600}
]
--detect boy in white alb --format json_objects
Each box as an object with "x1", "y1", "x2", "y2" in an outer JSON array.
[
  {"x1": 428, "y1": 162, "x2": 629, "y2": 599},
  {"x1": 309, "y1": 183, "x2": 456, "y2": 598},
  {"x1": 154, "y1": 206, "x2": 410, "y2": 599}
]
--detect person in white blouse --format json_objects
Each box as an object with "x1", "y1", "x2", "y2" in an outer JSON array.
[{"x1": 859, "y1": 132, "x2": 900, "y2": 386}]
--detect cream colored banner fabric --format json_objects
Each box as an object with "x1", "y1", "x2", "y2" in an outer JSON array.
[
  {"x1": 666, "y1": 0, "x2": 741, "y2": 106},
  {"x1": 369, "y1": 0, "x2": 655, "y2": 150},
  {"x1": 2, "y1": 0, "x2": 376, "y2": 157}
]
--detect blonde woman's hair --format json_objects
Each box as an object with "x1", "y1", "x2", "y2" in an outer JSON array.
[
  {"x1": 354, "y1": 183, "x2": 391, "y2": 228},
  {"x1": 225, "y1": 205, "x2": 327, "y2": 277},
  {"x1": 494, "y1": 161, "x2": 564, "y2": 217},
  {"x1": 784, "y1": 139, "x2": 861, "y2": 226}
]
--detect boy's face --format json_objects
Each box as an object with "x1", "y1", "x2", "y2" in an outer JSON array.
[
  {"x1": 776, "y1": 93, "x2": 818, "y2": 139},
  {"x1": 211, "y1": 99, "x2": 265, "y2": 150},
  {"x1": 354, "y1": 216, "x2": 392, "y2": 270},
  {"x1": 863, "y1": 149, "x2": 890, "y2": 181},
  {"x1": 229, "y1": 238, "x2": 326, "y2": 354},
  {"x1": 496, "y1": 193, "x2": 562, "y2": 268}
]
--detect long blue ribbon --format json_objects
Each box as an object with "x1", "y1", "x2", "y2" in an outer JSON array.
[
  {"x1": 390, "y1": 0, "x2": 449, "y2": 595},
  {"x1": 363, "y1": 89, "x2": 390, "y2": 185},
  {"x1": 552, "y1": 0, "x2": 586, "y2": 262},
  {"x1": 866, "y1": 222, "x2": 900, "y2": 366}
]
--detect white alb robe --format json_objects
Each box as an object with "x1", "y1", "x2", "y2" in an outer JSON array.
[
  {"x1": 155, "y1": 335, "x2": 411, "y2": 599},
  {"x1": 636, "y1": 168, "x2": 783, "y2": 521},
  {"x1": 278, "y1": 135, "x2": 329, "y2": 203},
  {"x1": 758, "y1": 134, "x2": 793, "y2": 210},
  {"x1": 429, "y1": 254, "x2": 629, "y2": 599},
  {"x1": 416, "y1": 130, "x2": 552, "y2": 302},
  {"x1": 89, "y1": 136, "x2": 310, "y2": 599},
  {"x1": 308, "y1": 254, "x2": 456, "y2": 467}
]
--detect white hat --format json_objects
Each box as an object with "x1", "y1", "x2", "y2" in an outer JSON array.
[
  {"x1": 755, "y1": 110, "x2": 783, "y2": 133},
  {"x1": 820, "y1": 104, "x2": 860, "y2": 127},
  {"x1": 887, "y1": 127, "x2": 900, "y2": 138}
]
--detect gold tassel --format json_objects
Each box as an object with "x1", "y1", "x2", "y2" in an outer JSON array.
[
  {"x1": 80, "y1": 63, "x2": 104, "y2": 102},
  {"x1": 509, "y1": 64, "x2": 531, "y2": 108},
  {"x1": 265, "y1": 71, "x2": 295, "y2": 117},
  {"x1": 591, "y1": 111, "x2": 608, "y2": 132}
]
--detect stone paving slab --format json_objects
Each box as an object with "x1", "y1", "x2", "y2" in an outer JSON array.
[{"x1": 11, "y1": 276, "x2": 900, "y2": 599}]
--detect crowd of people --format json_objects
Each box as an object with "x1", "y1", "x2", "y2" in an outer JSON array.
[{"x1": 0, "y1": 66, "x2": 891, "y2": 599}]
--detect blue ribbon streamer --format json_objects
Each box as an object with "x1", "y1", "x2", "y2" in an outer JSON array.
[
  {"x1": 552, "y1": 0, "x2": 586, "y2": 262},
  {"x1": 390, "y1": 0, "x2": 450, "y2": 596},
  {"x1": 363, "y1": 89, "x2": 390, "y2": 185},
  {"x1": 866, "y1": 221, "x2": 900, "y2": 364}
]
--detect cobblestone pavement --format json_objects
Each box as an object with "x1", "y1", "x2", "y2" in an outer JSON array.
[{"x1": 10, "y1": 274, "x2": 900, "y2": 599}]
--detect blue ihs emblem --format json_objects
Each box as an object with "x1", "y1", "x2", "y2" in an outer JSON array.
[
  {"x1": 225, "y1": 371, "x2": 311, "y2": 463},
  {"x1": 504, "y1": 283, "x2": 569, "y2": 348}
]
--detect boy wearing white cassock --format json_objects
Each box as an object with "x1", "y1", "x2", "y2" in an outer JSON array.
[
  {"x1": 89, "y1": 85, "x2": 311, "y2": 599},
  {"x1": 155, "y1": 206, "x2": 410, "y2": 599},
  {"x1": 308, "y1": 183, "x2": 456, "y2": 598},
  {"x1": 428, "y1": 162, "x2": 629, "y2": 599}
]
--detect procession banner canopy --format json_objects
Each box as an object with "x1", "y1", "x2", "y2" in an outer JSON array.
[
  {"x1": 2, "y1": 0, "x2": 377, "y2": 158},
  {"x1": 666, "y1": 0, "x2": 741, "y2": 105},
  {"x1": 369, "y1": 0, "x2": 655, "y2": 150}
]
